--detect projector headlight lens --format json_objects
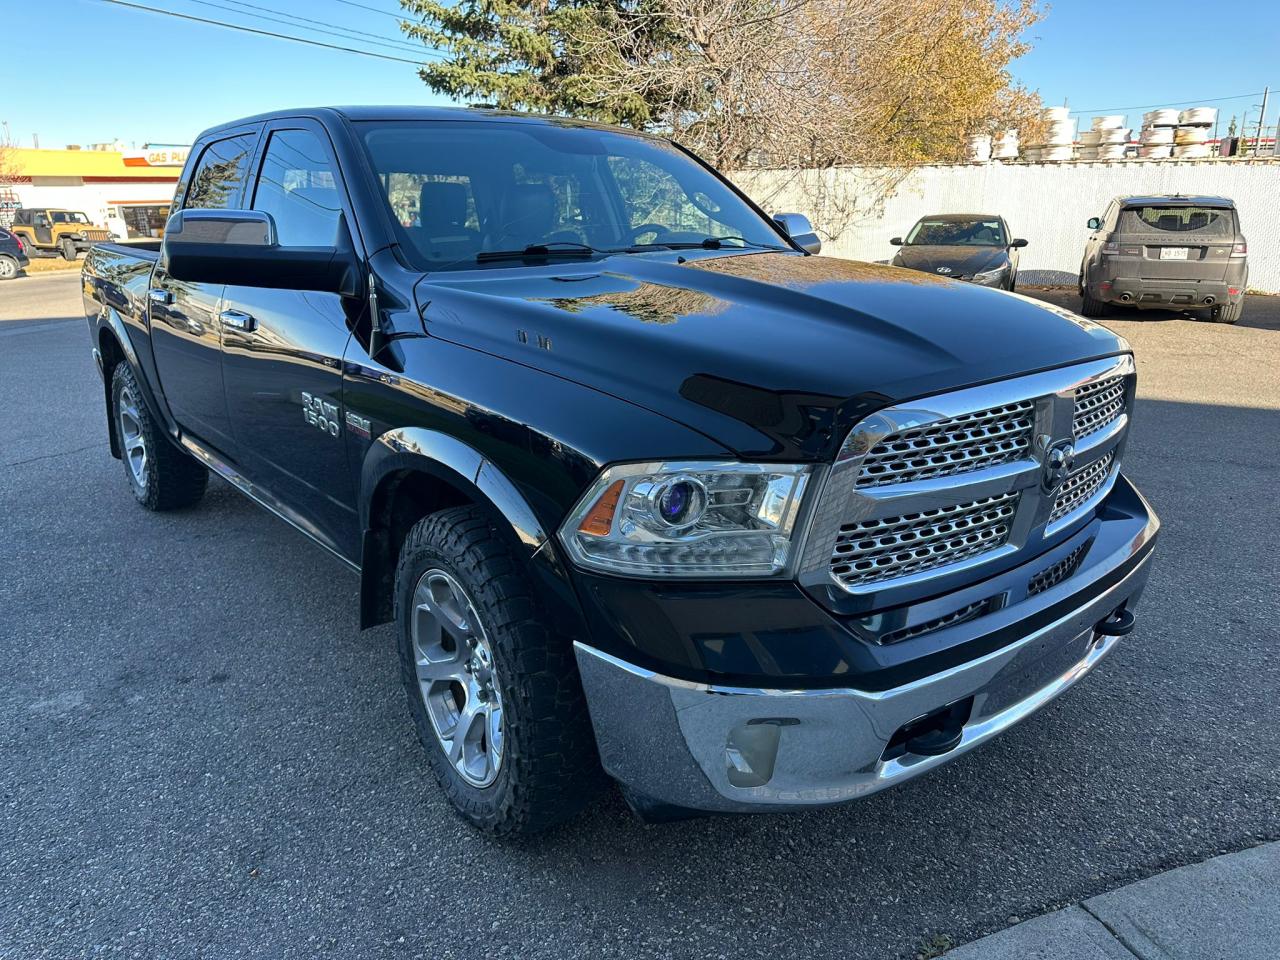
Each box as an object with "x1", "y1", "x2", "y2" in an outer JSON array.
[{"x1": 558, "y1": 461, "x2": 814, "y2": 577}]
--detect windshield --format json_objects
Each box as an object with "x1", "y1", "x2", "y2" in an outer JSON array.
[
  {"x1": 906, "y1": 218, "x2": 1006, "y2": 247},
  {"x1": 51, "y1": 211, "x2": 90, "y2": 224},
  {"x1": 357, "y1": 120, "x2": 785, "y2": 271}
]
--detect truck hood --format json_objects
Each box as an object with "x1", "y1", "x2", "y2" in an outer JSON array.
[
  {"x1": 892, "y1": 244, "x2": 1010, "y2": 277},
  {"x1": 416, "y1": 251, "x2": 1126, "y2": 459}
]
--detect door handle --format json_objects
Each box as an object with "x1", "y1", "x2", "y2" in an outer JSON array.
[
  {"x1": 147, "y1": 288, "x2": 172, "y2": 306},
  {"x1": 219, "y1": 309, "x2": 257, "y2": 332}
]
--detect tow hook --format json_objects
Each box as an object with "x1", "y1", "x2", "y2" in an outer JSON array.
[{"x1": 1095, "y1": 608, "x2": 1136, "y2": 637}]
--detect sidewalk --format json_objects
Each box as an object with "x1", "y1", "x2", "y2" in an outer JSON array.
[{"x1": 946, "y1": 841, "x2": 1279, "y2": 959}]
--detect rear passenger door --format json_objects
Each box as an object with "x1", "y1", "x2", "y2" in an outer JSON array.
[
  {"x1": 149, "y1": 129, "x2": 260, "y2": 457},
  {"x1": 218, "y1": 120, "x2": 362, "y2": 560}
]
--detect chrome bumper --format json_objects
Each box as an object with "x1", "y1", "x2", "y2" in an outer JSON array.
[{"x1": 575, "y1": 524, "x2": 1156, "y2": 814}]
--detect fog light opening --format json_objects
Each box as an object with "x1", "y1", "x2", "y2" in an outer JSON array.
[{"x1": 725, "y1": 718, "x2": 794, "y2": 788}]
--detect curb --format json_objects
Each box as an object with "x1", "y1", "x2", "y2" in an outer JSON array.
[{"x1": 945, "y1": 841, "x2": 1280, "y2": 959}]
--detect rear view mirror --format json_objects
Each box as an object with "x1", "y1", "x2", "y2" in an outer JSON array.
[
  {"x1": 890, "y1": 237, "x2": 904, "y2": 246},
  {"x1": 1010, "y1": 238, "x2": 1029, "y2": 248},
  {"x1": 163, "y1": 208, "x2": 360, "y2": 296},
  {"x1": 772, "y1": 212, "x2": 822, "y2": 255},
  {"x1": 1087, "y1": 217, "x2": 1102, "y2": 230}
]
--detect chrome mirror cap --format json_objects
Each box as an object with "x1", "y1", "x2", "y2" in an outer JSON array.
[{"x1": 772, "y1": 213, "x2": 821, "y2": 255}]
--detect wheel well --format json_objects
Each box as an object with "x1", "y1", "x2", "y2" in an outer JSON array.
[
  {"x1": 360, "y1": 468, "x2": 475, "y2": 629},
  {"x1": 98, "y1": 328, "x2": 126, "y2": 459}
]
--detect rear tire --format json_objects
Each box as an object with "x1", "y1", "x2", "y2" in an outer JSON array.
[
  {"x1": 0, "y1": 255, "x2": 18, "y2": 280},
  {"x1": 395, "y1": 504, "x2": 600, "y2": 835},
  {"x1": 110, "y1": 363, "x2": 209, "y2": 510},
  {"x1": 1080, "y1": 289, "x2": 1108, "y2": 317},
  {"x1": 1209, "y1": 300, "x2": 1242, "y2": 324}
]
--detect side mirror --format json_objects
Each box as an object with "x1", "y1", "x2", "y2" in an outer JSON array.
[
  {"x1": 1010, "y1": 238, "x2": 1029, "y2": 248},
  {"x1": 163, "y1": 208, "x2": 360, "y2": 296},
  {"x1": 772, "y1": 212, "x2": 821, "y2": 255},
  {"x1": 1087, "y1": 217, "x2": 1102, "y2": 230},
  {"x1": 889, "y1": 237, "x2": 904, "y2": 246}
]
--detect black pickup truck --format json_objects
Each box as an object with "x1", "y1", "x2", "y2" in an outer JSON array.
[{"x1": 82, "y1": 106, "x2": 1159, "y2": 834}]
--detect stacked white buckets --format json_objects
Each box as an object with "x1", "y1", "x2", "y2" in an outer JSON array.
[
  {"x1": 1079, "y1": 115, "x2": 1129, "y2": 160},
  {"x1": 1174, "y1": 107, "x2": 1216, "y2": 158},
  {"x1": 1040, "y1": 106, "x2": 1076, "y2": 161},
  {"x1": 1138, "y1": 109, "x2": 1178, "y2": 158}
]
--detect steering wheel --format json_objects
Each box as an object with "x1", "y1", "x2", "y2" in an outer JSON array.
[{"x1": 627, "y1": 223, "x2": 673, "y2": 245}]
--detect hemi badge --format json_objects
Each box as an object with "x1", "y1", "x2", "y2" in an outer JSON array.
[{"x1": 345, "y1": 411, "x2": 372, "y2": 439}]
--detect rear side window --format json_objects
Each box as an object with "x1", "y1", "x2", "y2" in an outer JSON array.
[
  {"x1": 1120, "y1": 205, "x2": 1234, "y2": 236},
  {"x1": 184, "y1": 135, "x2": 256, "y2": 210},
  {"x1": 251, "y1": 128, "x2": 344, "y2": 247}
]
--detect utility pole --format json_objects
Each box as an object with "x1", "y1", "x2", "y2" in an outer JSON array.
[{"x1": 1256, "y1": 87, "x2": 1269, "y2": 155}]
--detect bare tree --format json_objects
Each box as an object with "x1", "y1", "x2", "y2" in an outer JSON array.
[{"x1": 0, "y1": 124, "x2": 21, "y2": 229}]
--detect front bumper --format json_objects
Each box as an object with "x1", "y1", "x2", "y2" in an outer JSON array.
[{"x1": 575, "y1": 484, "x2": 1158, "y2": 813}]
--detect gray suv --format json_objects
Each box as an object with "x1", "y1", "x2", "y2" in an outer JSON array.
[{"x1": 1079, "y1": 194, "x2": 1248, "y2": 323}]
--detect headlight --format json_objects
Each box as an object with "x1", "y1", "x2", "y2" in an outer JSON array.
[
  {"x1": 973, "y1": 266, "x2": 1007, "y2": 284},
  {"x1": 558, "y1": 461, "x2": 814, "y2": 577}
]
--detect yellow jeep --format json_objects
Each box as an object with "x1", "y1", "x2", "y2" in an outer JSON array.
[{"x1": 9, "y1": 208, "x2": 115, "y2": 260}]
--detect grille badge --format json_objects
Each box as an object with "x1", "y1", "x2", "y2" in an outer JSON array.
[{"x1": 1040, "y1": 439, "x2": 1076, "y2": 494}]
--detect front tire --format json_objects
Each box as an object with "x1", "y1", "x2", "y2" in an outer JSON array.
[
  {"x1": 60, "y1": 239, "x2": 78, "y2": 261},
  {"x1": 111, "y1": 363, "x2": 208, "y2": 510},
  {"x1": 395, "y1": 505, "x2": 599, "y2": 835}
]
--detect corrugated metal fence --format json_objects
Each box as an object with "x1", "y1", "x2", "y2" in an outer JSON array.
[{"x1": 736, "y1": 159, "x2": 1280, "y2": 292}]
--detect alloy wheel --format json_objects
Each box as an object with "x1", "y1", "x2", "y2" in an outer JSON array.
[
  {"x1": 117, "y1": 385, "x2": 148, "y2": 488},
  {"x1": 410, "y1": 568, "x2": 505, "y2": 788}
]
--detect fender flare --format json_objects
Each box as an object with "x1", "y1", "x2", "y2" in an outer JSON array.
[
  {"x1": 360, "y1": 427, "x2": 548, "y2": 550},
  {"x1": 356, "y1": 427, "x2": 552, "y2": 628}
]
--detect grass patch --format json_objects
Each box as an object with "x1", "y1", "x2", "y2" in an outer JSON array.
[
  {"x1": 22, "y1": 256, "x2": 83, "y2": 274},
  {"x1": 916, "y1": 933, "x2": 955, "y2": 959}
]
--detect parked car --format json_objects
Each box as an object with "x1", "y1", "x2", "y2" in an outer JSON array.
[
  {"x1": 1079, "y1": 194, "x2": 1248, "y2": 323},
  {"x1": 81, "y1": 107, "x2": 1158, "y2": 834},
  {"x1": 0, "y1": 227, "x2": 30, "y2": 280},
  {"x1": 890, "y1": 213, "x2": 1027, "y2": 289},
  {"x1": 10, "y1": 207, "x2": 114, "y2": 260}
]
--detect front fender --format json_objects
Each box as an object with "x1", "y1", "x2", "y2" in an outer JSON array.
[{"x1": 360, "y1": 427, "x2": 548, "y2": 551}]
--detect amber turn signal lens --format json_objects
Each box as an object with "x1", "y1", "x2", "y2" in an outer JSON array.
[{"x1": 578, "y1": 479, "x2": 624, "y2": 537}]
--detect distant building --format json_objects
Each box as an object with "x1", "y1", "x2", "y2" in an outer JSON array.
[{"x1": 3, "y1": 145, "x2": 188, "y2": 238}]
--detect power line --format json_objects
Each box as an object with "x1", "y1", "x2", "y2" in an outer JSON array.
[
  {"x1": 170, "y1": 0, "x2": 428, "y2": 54},
  {"x1": 1068, "y1": 91, "x2": 1264, "y2": 115},
  {"x1": 207, "y1": 0, "x2": 424, "y2": 52},
  {"x1": 325, "y1": 0, "x2": 410, "y2": 23},
  {"x1": 97, "y1": 0, "x2": 438, "y2": 64}
]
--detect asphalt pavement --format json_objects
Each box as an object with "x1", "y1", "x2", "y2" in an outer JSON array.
[{"x1": 2, "y1": 271, "x2": 1278, "y2": 960}]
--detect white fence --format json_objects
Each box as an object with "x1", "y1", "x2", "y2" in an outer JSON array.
[{"x1": 736, "y1": 158, "x2": 1280, "y2": 292}]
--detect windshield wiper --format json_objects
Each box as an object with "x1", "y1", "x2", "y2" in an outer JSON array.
[
  {"x1": 635, "y1": 236, "x2": 785, "y2": 251},
  {"x1": 476, "y1": 241, "x2": 608, "y2": 263}
]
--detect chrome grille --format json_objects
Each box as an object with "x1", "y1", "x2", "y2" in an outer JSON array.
[
  {"x1": 830, "y1": 492, "x2": 1018, "y2": 589},
  {"x1": 878, "y1": 598, "x2": 991, "y2": 645},
  {"x1": 1050, "y1": 453, "x2": 1114, "y2": 523},
  {"x1": 1073, "y1": 376, "x2": 1125, "y2": 440},
  {"x1": 1027, "y1": 541, "x2": 1090, "y2": 596},
  {"x1": 855, "y1": 400, "x2": 1034, "y2": 488}
]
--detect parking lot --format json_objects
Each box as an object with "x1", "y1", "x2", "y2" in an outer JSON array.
[{"x1": 2, "y1": 270, "x2": 1278, "y2": 959}]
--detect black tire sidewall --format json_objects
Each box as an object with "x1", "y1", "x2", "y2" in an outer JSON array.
[
  {"x1": 395, "y1": 515, "x2": 519, "y2": 824},
  {"x1": 111, "y1": 364, "x2": 154, "y2": 505}
]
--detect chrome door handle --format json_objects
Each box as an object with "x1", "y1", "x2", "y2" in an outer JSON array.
[
  {"x1": 219, "y1": 309, "x2": 257, "y2": 332},
  {"x1": 147, "y1": 288, "x2": 172, "y2": 306}
]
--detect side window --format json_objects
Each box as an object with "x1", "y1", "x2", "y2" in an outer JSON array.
[
  {"x1": 251, "y1": 129, "x2": 343, "y2": 247},
  {"x1": 184, "y1": 135, "x2": 255, "y2": 211}
]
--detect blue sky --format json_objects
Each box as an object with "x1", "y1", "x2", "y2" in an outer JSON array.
[{"x1": 1, "y1": 0, "x2": 1277, "y2": 149}]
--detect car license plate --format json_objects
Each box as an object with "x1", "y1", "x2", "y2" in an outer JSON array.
[{"x1": 1160, "y1": 247, "x2": 1189, "y2": 260}]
